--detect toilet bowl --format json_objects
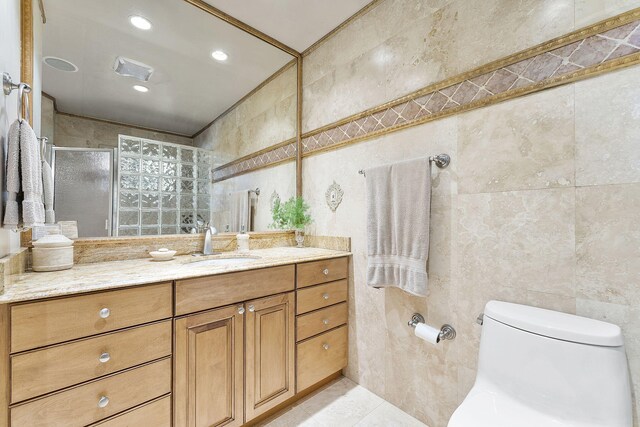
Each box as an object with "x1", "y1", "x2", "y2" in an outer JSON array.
[{"x1": 449, "y1": 301, "x2": 633, "y2": 427}]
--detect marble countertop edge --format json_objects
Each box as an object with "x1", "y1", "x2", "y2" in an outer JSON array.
[{"x1": 1, "y1": 247, "x2": 351, "y2": 304}]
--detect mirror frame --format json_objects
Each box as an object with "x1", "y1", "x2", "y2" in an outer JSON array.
[{"x1": 20, "y1": 0, "x2": 303, "y2": 244}]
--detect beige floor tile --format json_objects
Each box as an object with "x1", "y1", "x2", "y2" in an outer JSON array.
[
  {"x1": 355, "y1": 401, "x2": 427, "y2": 427},
  {"x1": 259, "y1": 405, "x2": 323, "y2": 427},
  {"x1": 295, "y1": 377, "x2": 385, "y2": 426}
]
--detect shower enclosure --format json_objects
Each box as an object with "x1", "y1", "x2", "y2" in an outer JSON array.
[{"x1": 52, "y1": 147, "x2": 115, "y2": 237}]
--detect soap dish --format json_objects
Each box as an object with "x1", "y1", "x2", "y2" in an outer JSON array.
[{"x1": 149, "y1": 248, "x2": 177, "y2": 261}]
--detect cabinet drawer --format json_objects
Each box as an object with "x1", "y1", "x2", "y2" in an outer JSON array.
[
  {"x1": 297, "y1": 257, "x2": 348, "y2": 288},
  {"x1": 296, "y1": 326, "x2": 348, "y2": 391},
  {"x1": 10, "y1": 358, "x2": 171, "y2": 427},
  {"x1": 92, "y1": 395, "x2": 171, "y2": 427},
  {"x1": 11, "y1": 282, "x2": 172, "y2": 353},
  {"x1": 296, "y1": 280, "x2": 348, "y2": 315},
  {"x1": 296, "y1": 302, "x2": 348, "y2": 342},
  {"x1": 11, "y1": 321, "x2": 172, "y2": 403},
  {"x1": 175, "y1": 265, "x2": 295, "y2": 315}
]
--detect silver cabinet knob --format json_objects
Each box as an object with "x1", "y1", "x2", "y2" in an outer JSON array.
[
  {"x1": 322, "y1": 343, "x2": 330, "y2": 350},
  {"x1": 322, "y1": 319, "x2": 330, "y2": 325},
  {"x1": 248, "y1": 305, "x2": 255, "y2": 312},
  {"x1": 99, "y1": 308, "x2": 110, "y2": 319},
  {"x1": 238, "y1": 306, "x2": 245, "y2": 315},
  {"x1": 98, "y1": 396, "x2": 109, "y2": 408},
  {"x1": 323, "y1": 268, "x2": 329, "y2": 275},
  {"x1": 98, "y1": 352, "x2": 111, "y2": 363},
  {"x1": 322, "y1": 293, "x2": 330, "y2": 300}
]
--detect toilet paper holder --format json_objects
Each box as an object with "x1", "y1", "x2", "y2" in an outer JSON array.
[{"x1": 407, "y1": 313, "x2": 456, "y2": 341}]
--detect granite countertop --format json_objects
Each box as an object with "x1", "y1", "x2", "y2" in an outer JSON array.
[{"x1": 1, "y1": 247, "x2": 351, "y2": 304}]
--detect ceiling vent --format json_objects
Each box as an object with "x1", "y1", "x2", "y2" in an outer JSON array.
[
  {"x1": 43, "y1": 56, "x2": 78, "y2": 72},
  {"x1": 113, "y1": 56, "x2": 154, "y2": 82}
]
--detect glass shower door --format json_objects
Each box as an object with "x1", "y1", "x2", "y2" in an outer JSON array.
[{"x1": 52, "y1": 147, "x2": 114, "y2": 237}]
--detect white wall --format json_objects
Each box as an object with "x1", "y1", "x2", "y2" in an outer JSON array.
[{"x1": 0, "y1": 0, "x2": 23, "y2": 257}]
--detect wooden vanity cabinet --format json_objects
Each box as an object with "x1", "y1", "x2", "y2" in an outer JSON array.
[
  {"x1": 174, "y1": 304, "x2": 245, "y2": 427},
  {"x1": 245, "y1": 292, "x2": 295, "y2": 421},
  {"x1": 1, "y1": 256, "x2": 350, "y2": 427},
  {"x1": 174, "y1": 291, "x2": 296, "y2": 427}
]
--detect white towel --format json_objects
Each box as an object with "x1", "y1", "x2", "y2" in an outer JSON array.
[
  {"x1": 3, "y1": 121, "x2": 21, "y2": 227},
  {"x1": 365, "y1": 157, "x2": 431, "y2": 297},
  {"x1": 229, "y1": 190, "x2": 251, "y2": 232},
  {"x1": 42, "y1": 158, "x2": 55, "y2": 224},
  {"x1": 3, "y1": 120, "x2": 45, "y2": 229}
]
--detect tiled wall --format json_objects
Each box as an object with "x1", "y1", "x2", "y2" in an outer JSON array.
[
  {"x1": 198, "y1": 63, "x2": 298, "y2": 230},
  {"x1": 195, "y1": 62, "x2": 297, "y2": 165},
  {"x1": 300, "y1": 1, "x2": 640, "y2": 426},
  {"x1": 54, "y1": 113, "x2": 194, "y2": 149}
]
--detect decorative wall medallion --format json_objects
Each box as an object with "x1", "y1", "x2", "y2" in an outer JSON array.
[
  {"x1": 325, "y1": 181, "x2": 344, "y2": 212},
  {"x1": 270, "y1": 190, "x2": 281, "y2": 212}
]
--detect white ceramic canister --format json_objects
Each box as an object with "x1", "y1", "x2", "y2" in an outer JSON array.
[{"x1": 32, "y1": 232, "x2": 74, "y2": 272}]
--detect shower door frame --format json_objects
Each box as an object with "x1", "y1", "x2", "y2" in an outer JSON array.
[{"x1": 51, "y1": 146, "x2": 117, "y2": 237}]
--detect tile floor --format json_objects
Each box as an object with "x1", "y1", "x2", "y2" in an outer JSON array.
[{"x1": 258, "y1": 377, "x2": 427, "y2": 427}]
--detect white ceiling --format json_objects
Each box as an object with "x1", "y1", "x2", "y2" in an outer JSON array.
[
  {"x1": 42, "y1": 0, "x2": 294, "y2": 136},
  {"x1": 204, "y1": 0, "x2": 373, "y2": 52}
]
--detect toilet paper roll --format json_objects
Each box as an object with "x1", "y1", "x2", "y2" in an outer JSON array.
[{"x1": 414, "y1": 323, "x2": 441, "y2": 344}]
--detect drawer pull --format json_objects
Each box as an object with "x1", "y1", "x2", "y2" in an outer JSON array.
[
  {"x1": 238, "y1": 306, "x2": 245, "y2": 315},
  {"x1": 322, "y1": 343, "x2": 330, "y2": 350},
  {"x1": 323, "y1": 319, "x2": 330, "y2": 325},
  {"x1": 99, "y1": 308, "x2": 110, "y2": 319},
  {"x1": 248, "y1": 304, "x2": 255, "y2": 313},
  {"x1": 323, "y1": 268, "x2": 329, "y2": 275},
  {"x1": 98, "y1": 352, "x2": 111, "y2": 363},
  {"x1": 98, "y1": 396, "x2": 110, "y2": 408},
  {"x1": 322, "y1": 293, "x2": 330, "y2": 300}
]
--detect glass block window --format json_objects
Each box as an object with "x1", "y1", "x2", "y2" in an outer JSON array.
[{"x1": 116, "y1": 135, "x2": 212, "y2": 236}]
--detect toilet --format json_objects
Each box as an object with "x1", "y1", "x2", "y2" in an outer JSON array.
[{"x1": 449, "y1": 301, "x2": 633, "y2": 427}]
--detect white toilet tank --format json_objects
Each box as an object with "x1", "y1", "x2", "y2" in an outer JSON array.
[{"x1": 449, "y1": 301, "x2": 632, "y2": 427}]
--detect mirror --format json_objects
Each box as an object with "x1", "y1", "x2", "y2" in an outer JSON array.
[{"x1": 36, "y1": 0, "x2": 297, "y2": 238}]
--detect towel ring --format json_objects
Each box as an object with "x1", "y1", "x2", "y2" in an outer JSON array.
[
  {"x1": 18, "y1": 83, "x2": 30, "y2": 123},
  {"x1": 2, "y1": 72, "x2": 31, "y2": 123}
]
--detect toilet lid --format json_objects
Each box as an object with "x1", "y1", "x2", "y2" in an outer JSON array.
[{"x1": 448, "y1": 390, "x2": 575, "y2": 427}]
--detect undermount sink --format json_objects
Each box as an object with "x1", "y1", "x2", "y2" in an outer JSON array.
[{"x1": 187, "y1": 257, "x2": 260, "y2": 267}]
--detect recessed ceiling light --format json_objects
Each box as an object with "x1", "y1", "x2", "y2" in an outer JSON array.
[
  {"x1": 43, "y1": 56, "x2": 78, "y2": 72},
  {"x1": 130, "y1": 15, "x2": 152, "y2": 30},
  {"x1": 211, "y1": 50, "x2": 228, "y2": 61},
  {"x1": 133, "y1": 85, "x2": 149, "y2": 93}
]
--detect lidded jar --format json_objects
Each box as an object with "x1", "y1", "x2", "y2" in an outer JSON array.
[{"x1": 32, "y1": 231, "x2": 74, "y2": 272}]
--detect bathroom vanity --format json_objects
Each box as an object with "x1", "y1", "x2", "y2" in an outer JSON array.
[{"x1": 0, "y1": 248, "x2": 350, "y2": 427}]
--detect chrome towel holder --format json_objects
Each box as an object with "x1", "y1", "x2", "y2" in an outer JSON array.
[
  {"x1": 358, "y1": 153, "x2": 450, "y2": 176},
  {"x1": 3, "y1": 72, "x2": 31, "y2": 123}
]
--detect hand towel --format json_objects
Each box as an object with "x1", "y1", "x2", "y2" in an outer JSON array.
[
  {"x1": 2, "y1": 120, "x2": 45, "y2": 229},
  {"x1": 19, "y1": 121, "x2": 45, "y2": 227},
  {"x1": 42, "y1": 158, "x2": 55, "y2": 224},
  {"x1": 365, "y1": 157, "x2": 431, "y2": 297},
  {"x1": 3, "y1": 120, "x2": 21, "y2": 227},
  {"x1": 229, "y1": 189, "x2": 250, "y2": 232}
]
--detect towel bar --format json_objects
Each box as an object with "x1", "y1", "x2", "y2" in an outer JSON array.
[{"x1": 358, "y1": 153, "x2": 450, "y2": 176}]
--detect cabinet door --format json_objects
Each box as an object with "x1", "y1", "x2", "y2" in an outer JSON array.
[
  {"x1": 245, "y1": 292, "x2": 295, "y2": 421},
  {"x1": 174, "y1": 305, "x2": 244, "y2": 427}
]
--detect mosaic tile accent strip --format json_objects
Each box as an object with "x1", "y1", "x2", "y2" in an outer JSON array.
[
  {"x1": 212, "y1": 10, "x2": 640, "y2": 182},
  {"x1": 301, "y1": 17, "x2": 640, "y2": 155},
  {"x1": 213, "y1": 140, "x2": 297, "y2": 182}
]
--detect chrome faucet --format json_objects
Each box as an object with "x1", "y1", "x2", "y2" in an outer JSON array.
[{"x1": 203, "y1": 224, "x2": 219, "y2": 255}]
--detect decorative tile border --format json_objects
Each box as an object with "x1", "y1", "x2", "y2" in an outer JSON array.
[
  {"x1": 212, "y1": 138, "x2": 297, "y2": 182},
  {"x1": 301, "y1": 13, "x2": 640, "y2": 156},
  {"x1": 212, "y1": 9, "x2": 640, "y2": 181}
]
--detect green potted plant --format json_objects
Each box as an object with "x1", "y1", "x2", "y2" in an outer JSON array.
[{"x1": 270, "y1": 196, "x2": 312, "y2": 248}]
